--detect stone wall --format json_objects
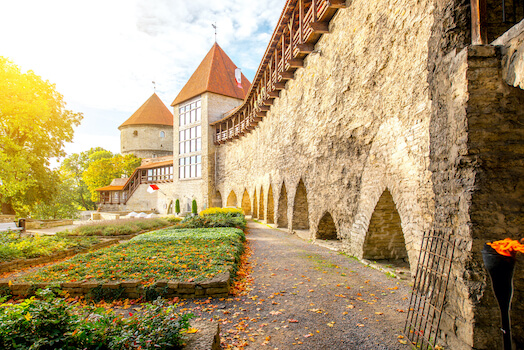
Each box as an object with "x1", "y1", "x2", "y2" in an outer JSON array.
[
  {"x1": 213, "y1": 1, "x2": 523, "y2": 349},
  {"x1": 120, "y1": 124, "x2": 173, "y2": 159},
  {"x1": 216, "y1": 0, "x2": 436, "y2": 272}
]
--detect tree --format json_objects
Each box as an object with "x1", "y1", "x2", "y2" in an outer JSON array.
[
  {"x1": 60, "y1": 147, "x2": 112, "y2": 211},
  {"x1": 175, "y1": 199, "x2": 180, "y2": 215},
  {"x1": 31, "y1": 177, "x2": 79, "y2": 220},
  {"x1": 191, "y1": 199, "x2": 198, "y2": 215},
  {"x1": 83, "y1": 154, "x2": 142, "y2": 202},
  {"x1": 0, "y1": 57, "x2": 83, "y2": 216}
]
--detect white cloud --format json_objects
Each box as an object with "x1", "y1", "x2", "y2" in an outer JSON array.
[{"x1": 0, "y1": 0, "x2": 286, "y2": 155}]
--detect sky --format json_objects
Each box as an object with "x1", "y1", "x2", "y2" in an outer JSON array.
[{"x1": 0, "y1": 0, "x2": 285, "y2": 156}]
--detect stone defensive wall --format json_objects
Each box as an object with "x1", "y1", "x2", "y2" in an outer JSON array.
[{"x1": 212, "y1": 1, "x2": 524, "y2": 349}]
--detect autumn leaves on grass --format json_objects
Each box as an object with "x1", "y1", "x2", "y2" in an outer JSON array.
[{"x1": 17, "y1": 227, "x2": 246, "y2": 285}]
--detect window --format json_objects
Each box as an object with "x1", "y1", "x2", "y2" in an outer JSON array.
[
  {"x1": 179, "y1": 99, "x2": 201, "y2": 127},
  {"x1": 179, "y1": 155, "x2": 202, "y2": 179},
  {"x1": 160, "y1": 131, "x2": 165, "y2": 138},
  {"x1": 146, "y1": 165, "x2": 174, "y2": 182},
  {"x1": 133, "y1": 130, "x2": 138, "y2": 136},
  {"x1": 179, "y1": 125, "x2": 201, "y2": 154}
]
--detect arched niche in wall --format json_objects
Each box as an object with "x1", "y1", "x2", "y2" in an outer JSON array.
[
  {"x1": 362, "y1": 189, "x2": 408, "y2": 263},
  {"x1": 267, "y1": 184, "x2": 275, "y2": 224},
  {"x1": 316, "y1": 212, "x2": 338, "y2": 240},
  {"x1": 292, "y1": 179, "x2": 309, "y2": 230},
  {"x1": 277, "y1": 182, "x2": 288, "y2": 228},
  {"x1": 259, "y1": 187, "x2": 265, "y2": 221},
  {"x1": 241, "y1": 189, "x2": 251, "y2": 215},
  {"x1": 226, "y1": 190, "x2": 237, "y2": 207}
]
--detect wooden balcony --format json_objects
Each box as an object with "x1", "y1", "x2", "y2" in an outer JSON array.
[{"x1": 211, "y1": 0, "x2": 346, "y2": 144}]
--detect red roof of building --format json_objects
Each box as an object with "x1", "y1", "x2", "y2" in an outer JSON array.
[
  {"x1": 171, "y1": 43, "x2": 251, "y2": 106},
  {"x1": 119, "y1": 93, "x2": 173, "y2": 128}
]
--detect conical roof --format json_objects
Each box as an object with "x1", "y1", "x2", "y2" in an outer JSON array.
[
  {"x1": 171, "y1": 43, "x2": 251, "y2": 106},
  {"x1": 119, "y1": 93, "x2": 173, "y2": 128}
]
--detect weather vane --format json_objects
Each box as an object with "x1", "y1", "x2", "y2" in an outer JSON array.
[
  {"x1": 212, "y1": 22, "x2": 217, "y2": 42},
  {"x1": 152, "y1": 81, "x2": 156, "y2": 92}
]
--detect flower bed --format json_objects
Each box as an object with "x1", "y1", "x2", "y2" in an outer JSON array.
[
  {"x1": 0, "y1": 232, "x2": 101, "y2": 264},
  {"x1": 4, "y1": 228, "x2": 245, "y2": 299}
]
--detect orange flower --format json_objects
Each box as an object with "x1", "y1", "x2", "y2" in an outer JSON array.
[{"x1": 487, "y1": 238, "x2": 524, "y2": 257}]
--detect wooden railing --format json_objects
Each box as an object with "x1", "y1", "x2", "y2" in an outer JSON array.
[
  {"x1": 212, "y1": 0, "x2": 346, "y2": 144},
  {"x1": 472, "y1": 0, "x2": 524, "y2": 44}
]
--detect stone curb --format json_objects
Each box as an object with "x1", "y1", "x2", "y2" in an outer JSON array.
[
  {"x1": 0, "y1": 269, "x2": 233, "y2": 299},
  {"x1": 184, "y1": 320, "x2": 221, "y2": 350},
  {"x1": 0, "y1": 239, "x2": 119, "y2": 274}
]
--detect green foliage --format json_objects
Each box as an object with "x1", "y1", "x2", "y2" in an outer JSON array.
[
  {"x1": 82, "y1": 153, "x2": 141, "y2": 202},
  {"x1": 60, "y1": 147, "x2": 112, "y2": 211},
  {"x1": 0, "y1": 289, "x2": 194, "y2": 349},
  {"x1": 200, "y1": 207, "x2": 244, "y2": 216},
  {"x1": 191, "y1": 199, "x2": 198, "y2": 215},
  {"x1": 62, "y1": 218, "x2": 172, "y2": 237},
  {"x1": 20, "y1": 228, "x2": 245, "y2": 285},
  {"x1": 30, "y1": 177, "x2": 80, "y2": 220},
  {"x1": 175, "y1": 199, "x2": 180, "y2": 214},
  {"x1": 0, "y1": 57, "x2": 83, "y2": 216},
  {"x1": 0, "y1": 231, "x2": 100, "y2": 263},
  {"x1": 181, "y1": 212, "x2": 247, "y2": 230}
]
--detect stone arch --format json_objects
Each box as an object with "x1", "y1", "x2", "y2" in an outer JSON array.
[
  {"x1": 292, "y1": 179, "x2": 309, "y2": 230},
  {"x1": 362, "y1": 189, "x2": 408, "y2": 261},
  {"x1": 267, "y1": 184, "x2": 275, "y2": 224},
  {"x1": 316, "y1": 212, "x2": 338, "y2": 240},
  {"x1": 350, "y1": 117, "x2": 432, "y2": 271},
  {"x1": 226, "y1": 190, "x2": 237, "y2": 207},
  {"x1": 211, "y1": 191, "x2": 222, "y2": 208},
  {"x1": 167, "y1": 200, "x2": 173, "y2": 215},
  {"x1": 241, "y1": 189, "x2": 251, "y2": 215},
  {"x1": 253, "y1": 189, "x2": 258, "y2": 218},
  {"x1": 277, "y1": 182, "x2": 288, "y2": 228},
  {"x1": 259, "y1": 187, "x2": 265, "y2": 221}
]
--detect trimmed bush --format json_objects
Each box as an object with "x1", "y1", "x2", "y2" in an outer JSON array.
[
  {"x1": 180, "y1": 212, "x2": 246, "y2": 230},
  {"x1": 191, "y1": 200, "x2": 198, "y2": 215},
  {"x1": 200, "y1": 207, "x2": 244, "y2": 217},
  {"x1": 175, "y1": 199, "x2": 180, "y2": 215}
]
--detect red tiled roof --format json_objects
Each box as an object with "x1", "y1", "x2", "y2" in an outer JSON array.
[
  {"x1": 137, "y1": 160, "x2": 173, "y2": 169},
  {"x1": 171, "y1": 43, "x2": 251, "y2": 106},
  {"x1": 119, "y1": 93, "x2": 173, "y2": 128},
  {"x1": 95, "y1": 185, "x2": 124, "y2": 192}
]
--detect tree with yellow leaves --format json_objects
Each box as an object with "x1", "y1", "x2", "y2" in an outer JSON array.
[{"x1": 0, "y1": 57, "x2": 82, "y2": 215}]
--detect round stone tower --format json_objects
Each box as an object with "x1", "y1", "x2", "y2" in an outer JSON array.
[{"x1": 119, "y1": 93, "x2": 173, "y2": 158}]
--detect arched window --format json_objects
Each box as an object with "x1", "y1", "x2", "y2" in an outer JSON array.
[
  {"x1": 133, "y1": 130, "x2": 138, "y2": 136},
  {"x1": 160, "y1": 131, "x2": 165, "y2": 138}
]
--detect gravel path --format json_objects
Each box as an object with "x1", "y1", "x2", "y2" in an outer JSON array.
[{"x1": 179, "y1": 221, "x2": 412, "y2": 349}]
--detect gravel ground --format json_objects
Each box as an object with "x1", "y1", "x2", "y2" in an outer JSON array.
[{"x1": 177, "y1": 221, "x2": 412, "y2": 350}]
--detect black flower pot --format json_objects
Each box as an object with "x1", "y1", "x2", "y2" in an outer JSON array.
[{"x1": 482, "y1": 243, "x2": 516, "y2": 350}]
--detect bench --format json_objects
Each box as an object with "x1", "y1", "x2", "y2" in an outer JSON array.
[{"x1": 0, "y1": 222, "x2": 24, "y2": 233}]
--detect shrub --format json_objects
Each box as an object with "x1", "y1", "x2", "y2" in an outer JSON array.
[
  {"x1": 200, "y1": 207, "x2": 244, "y2": 217},
  {"x1": 191, "y1": 200, "x2": 198, "y2": 215},
  {"x1": 175, "y1": 199, "x2": 180, "y2": 215},
  {"x1": 0, "y1": 289, "x2": 194, "y2": 350}
]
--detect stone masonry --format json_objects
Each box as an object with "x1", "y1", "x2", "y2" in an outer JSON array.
[{"x1": 213, "y1": 1, "x2": 523, "y2": 349}]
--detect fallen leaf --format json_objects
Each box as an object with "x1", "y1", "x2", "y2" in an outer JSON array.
[
  {"x1": 185, "y1": 328, "x2": 199, "y2": 334},
  {"x1": 288, "y1": 319, "x2": 299, "y2": 323}
]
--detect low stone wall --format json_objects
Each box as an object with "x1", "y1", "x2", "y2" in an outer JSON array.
[
  {"x1": 0, "y1": 239, "x2": 119, "y2": 274},
  {"x1": 25, "y1": 219, "x2": 74, "y2": 230},
  {"x1": 0, "y1": 271, "x2": 231, "y2": 299},
  {"x1": 0, "y1": 215, "x2": 16, "y2": 223}
]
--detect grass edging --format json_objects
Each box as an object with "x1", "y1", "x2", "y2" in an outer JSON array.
[
  {"x1": 0, "y1": 239, "x2": 119, "y2": 274},
  {"x1": 0, "y1": 268, "x2": 232, "y2": 299}
]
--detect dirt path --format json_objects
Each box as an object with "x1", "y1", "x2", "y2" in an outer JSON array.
[{"x1": 179, "y1": 221, "x2": 412, "y2": 349}]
